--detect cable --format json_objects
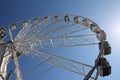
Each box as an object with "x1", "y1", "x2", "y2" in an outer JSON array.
[
  {"x1": 35, "y1": 66, "x2": 54, "y2": 80},
  {"x1": 23, "y1": 57, "x2": 52, "y2": 76}
]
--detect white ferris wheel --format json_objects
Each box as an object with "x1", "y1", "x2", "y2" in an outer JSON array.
[{"x1": 0, "y1": 14, "x2": 111, "y2": 80}]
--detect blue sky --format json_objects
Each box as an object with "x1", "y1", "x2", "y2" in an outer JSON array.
[{"x1": 0, "y1": 0, "x2": 120, "y2": 80}]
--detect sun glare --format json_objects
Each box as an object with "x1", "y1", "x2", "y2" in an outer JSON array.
[
  {"x1": 113, "y1": 27, "x2": 120, "y2": 42},
  {"x1": 114, "y1": 27, "x2": 120, "y2": 34}
]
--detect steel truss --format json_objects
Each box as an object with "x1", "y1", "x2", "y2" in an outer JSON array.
[{"x1": 0, "y1": 14, "x2": 111, "y2": 80}]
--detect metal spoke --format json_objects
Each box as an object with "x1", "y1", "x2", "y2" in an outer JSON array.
[
  {"x1": 0, "y1": 14, "x2": 111, "y2": 80},
  {"x1": 15, "y1": 34, "x2": 98, "y2": 51},
  {"x1": 24, "y1": 49, "x2": 95, "y2": 79}
]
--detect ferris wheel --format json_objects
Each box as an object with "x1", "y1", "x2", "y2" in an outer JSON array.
[{"x1": 0, "y1": 14, "x2": 111, "y2": 80}]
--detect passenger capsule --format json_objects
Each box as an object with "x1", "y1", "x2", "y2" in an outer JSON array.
[
  {"x1": 64, "y1": 15, "x2": 70, "y2": 22},
  {"x1": 0, "y1": 28, "x2": 6, "y2": 39},
  {"x1": 0, "y1": 28, "x2": 5, "y2": 34},
  {"x1": 90, "y1": 24, "x2": 99, "y2": 33},
  {"x1": 96, "y1": 58, "x2": 111, "y2": 77},
  {"x1": 54, "y1": 16, "x2": 59, "y2": 21},
  {"x1": 82, "y1": 19, "x2": 89, "y2": 27},
  {"x1": 44, "y1": 16, "x2": 49, "y2": 22},
  {"x1": 33, "y1": 18, "x2": 39, "y2": 24},
  {"x1": 11, "y1": 24, "x2": 17, "y2": 30},
  {"x1": 22, "y1": 21, "x2": 28, "y2": 27},
  {"x1": 99, "y1": 41, "x2": 111, "y2": 55},
  {"x1": 73, "y1": 16, "x2": 79, "y2": 24},
  {"x1": 96, "y1": 30, "x2": 106, "y2": 41}
]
